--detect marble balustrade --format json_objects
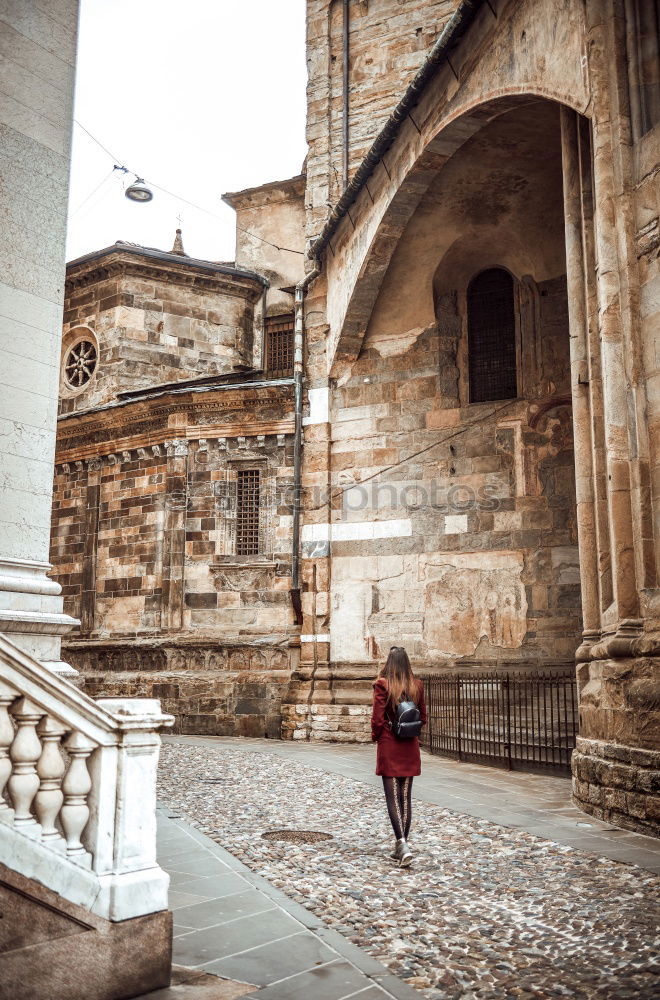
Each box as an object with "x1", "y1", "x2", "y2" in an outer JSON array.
[{"x1": 0, "y1": 634, "x2": 174, "y2": 920}]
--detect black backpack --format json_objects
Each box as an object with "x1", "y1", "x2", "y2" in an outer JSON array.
[{"x1": 392, "y1": 698, "x2": 422, "y2": 739}]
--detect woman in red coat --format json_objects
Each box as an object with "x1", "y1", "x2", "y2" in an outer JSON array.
[{"x1": 371, "y1": 646, "x2": 427, "y2": 867}]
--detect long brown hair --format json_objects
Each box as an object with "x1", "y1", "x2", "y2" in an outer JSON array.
[{"x1": 379, "y1": 646, "x2": 419, "y2": 708}]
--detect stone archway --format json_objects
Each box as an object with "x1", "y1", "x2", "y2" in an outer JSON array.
[
  {"x1": 325, "y1": 88, "x2": 592, "y2": 377},
  {"x1": 299, "y1": 79, "x2": 659, "y2": 833},
  {"x1": 360, "y1": 99, "x2": 583, "y2": 672}
]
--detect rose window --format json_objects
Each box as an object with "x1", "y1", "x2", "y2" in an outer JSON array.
[{"x1": 64, "y1": 340, "x2": 97, "y2": 389}]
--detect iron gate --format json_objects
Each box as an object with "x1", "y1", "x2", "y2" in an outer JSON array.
[{"x1": 422, "y1": 671, "x2": 578, "y2": 774}]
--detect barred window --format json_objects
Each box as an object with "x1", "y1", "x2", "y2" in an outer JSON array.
[
  {"x1": 236, "y1": 469, "x2": 261, "y2": 555},
  {"x1": 467, "y1": 268, "x2": 517, "y2": 403},
  {"x1": 265, "y1": 314, "x2": 294, "y2": 377}
]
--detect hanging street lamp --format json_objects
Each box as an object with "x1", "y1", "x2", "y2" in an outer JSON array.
[{"x1": 125, "y1": 177, "x2": 153, "y2": 203}]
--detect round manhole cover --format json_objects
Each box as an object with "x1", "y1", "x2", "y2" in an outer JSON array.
[{"x1": 261, "y1": 829, "x2": 333, "y2": 844}]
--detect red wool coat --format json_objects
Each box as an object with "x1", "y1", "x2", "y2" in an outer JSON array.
[{"x1": 371, "y1": 677, "x2": 427, "y2": 777}]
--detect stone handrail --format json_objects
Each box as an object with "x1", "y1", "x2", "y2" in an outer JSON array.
[{"x1": 0, "y1": 634, "x2": 174, "y2": 921}]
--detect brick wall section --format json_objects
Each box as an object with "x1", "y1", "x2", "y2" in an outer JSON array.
[
  {"x1": 51, "y1": 381, "x2": 298, "y2": 736},
  {"x1": 50, "y1": 464, "x2": 87, "y2": 623},
  {"x1": 95, "y1": 453, "x2": 166, "y2": 632}
]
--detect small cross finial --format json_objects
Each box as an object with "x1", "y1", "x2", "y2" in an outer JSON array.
[{"x1": 176, "y1": 212, "x2": 183, "y2": 228}]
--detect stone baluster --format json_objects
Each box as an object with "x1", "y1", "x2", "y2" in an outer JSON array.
[
  {"x1": 0, "y1": 682, "x2": 16, "y2": 825},
  {"x1": 35, "y1": 715, "x2": 69, "y2": 851},
  {"x1": 8, "y1": 697, "x2": 44, "y2": 837},
  {"x1": 60, "y1": 730, "x2": 96, "y2": 865}
]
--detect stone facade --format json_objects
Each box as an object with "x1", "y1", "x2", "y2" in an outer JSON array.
[
  {"x1": 305, "y1": 0, "x2": 459, "y2": 226},
  {"x1": 51, "y1": 215, "x2": 305, "y2": 736},
  {"x1": 47, "y1": 0, "x2": 659, "y2": 834},
  {"x1": 288, "y1": 0, "x2": 660, "y2": 835},
  {"x1": 60, "y1": 243, "x2": 263, "y2": 413}
]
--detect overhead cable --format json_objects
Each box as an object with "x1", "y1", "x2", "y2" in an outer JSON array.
[
  {"x1": 69, "y1": 167, "x2": 117, "y2": 218},
  {"x1": 73, "y1": 121, "x2": 304, "y2": 255}
]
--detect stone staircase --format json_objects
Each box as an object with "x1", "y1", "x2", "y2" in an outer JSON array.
[{"x1": 0, "y1": 633, "x2": 174, "y2": 999}]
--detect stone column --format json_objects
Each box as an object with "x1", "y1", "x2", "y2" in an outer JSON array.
[
  {"x1": 559, "y1": 106, "x2": 601, "y2": 648},
  {"x1": 161, "y1": 440, "x2": 189, "y2": 631},
  {"x1": 571, "y1": 0, "x2": 660, "y2": 837},
  {"x1": 586, "y1": 0, "x2": 642, "y2": 628},
  {"x1": 0, "y1": 0, "x2": 81, "y2": 671},
  {"x1": 281, "y1": 276, "x2": 336, "y2": 739},
  {"x1": 80, "y1": 459, "x2": 102, "y2": 633},
  {"x1": 575, "y1": 115, "x2": 614, "y2": 617}
]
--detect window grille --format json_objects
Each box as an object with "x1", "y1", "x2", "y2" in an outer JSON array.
[
  {"x1": 236, "y1": 469, "x2": 261, "y2": 555},
  {"x1": 467, "y1": 268, "x2": 517, "y2": 403},
  {"x1": 265, "y1": 314, "x2": 294, "y2": 377}
]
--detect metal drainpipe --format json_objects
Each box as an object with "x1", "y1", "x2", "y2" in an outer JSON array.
[
  {"x1": 260, "y1": 286, "x2": 267, "y2": 369},
  {"x1": 342, "y1": 0, "x2": 350, "y2": 189},
  {"x1": 290, "y1": 259, "x2": 321, "y2": 626}
]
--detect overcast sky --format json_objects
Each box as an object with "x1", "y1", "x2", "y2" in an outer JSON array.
[{"x1": 66, "y1": 0, "x2": 308, "y2": 264}]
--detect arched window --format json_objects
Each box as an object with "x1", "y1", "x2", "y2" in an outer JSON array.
[{"x1": 467, "y1": 268, "x2": 517, "y2": 403}]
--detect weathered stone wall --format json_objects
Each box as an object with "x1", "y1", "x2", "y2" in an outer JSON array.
[
  {"x1": 65, "y1": 642, "x2": 295, "y2": 739},
  {"x1": 294, "y1": 0, "x2": 660, "y2": 833},
  {"x1": 225, "y1": 175, "x2": 306, "y2": 317},
  {"x1": 51, "y1": 375, "x2": 298, "y2": 736},
  {"x1": 572, "y1": 735, "x2": 660, "y2": 839},
  {"x1": 60, "y1": 249, "x2": 264, "y2": 413},
  {"x1": 305, "y1": 0, "x2": 459, "y2": 232},
  {"x1": 223, "y1": 175, "x2": 305, "y2": 371},
  {"x1": 285, "y1": 98, "x2": 582, "y2": 742}
]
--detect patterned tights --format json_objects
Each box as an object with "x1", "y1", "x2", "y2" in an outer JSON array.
[{"x1": 382, "y1": 776, "x2": 413, "y2": 840}]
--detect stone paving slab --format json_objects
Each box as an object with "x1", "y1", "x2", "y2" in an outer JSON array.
[
  {"x1": 154, "y1": 808, "x2": 422, "y2": 1000},
  {"x1": 157, "y1": 739, "x2": 660, "y2": 999},
  {"x1": 140, "y1": 964, "x2": 254, "y2": 1000}
]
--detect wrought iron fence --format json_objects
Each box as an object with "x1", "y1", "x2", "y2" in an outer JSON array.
[{"x1": 421, "y1": 670, "x2": 578, "y2": 774}]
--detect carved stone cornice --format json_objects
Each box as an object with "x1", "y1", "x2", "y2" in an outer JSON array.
[
  {"x1": 55, "y1": 379, "x2": 295, "y2": 462},
  {"x1": 58, "y1": 381, "x2": 293, "y2": 430},
  {"x1": 55, "y1": 419, "x2": 294, "y2": 466},
  {"x1": 65, "y1": 246, "x2": 266, "y2": 303}
]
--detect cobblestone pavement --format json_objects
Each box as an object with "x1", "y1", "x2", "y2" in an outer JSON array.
[{"x1": 158, "y1": 742, "x2": 659, "y2": 1000}]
